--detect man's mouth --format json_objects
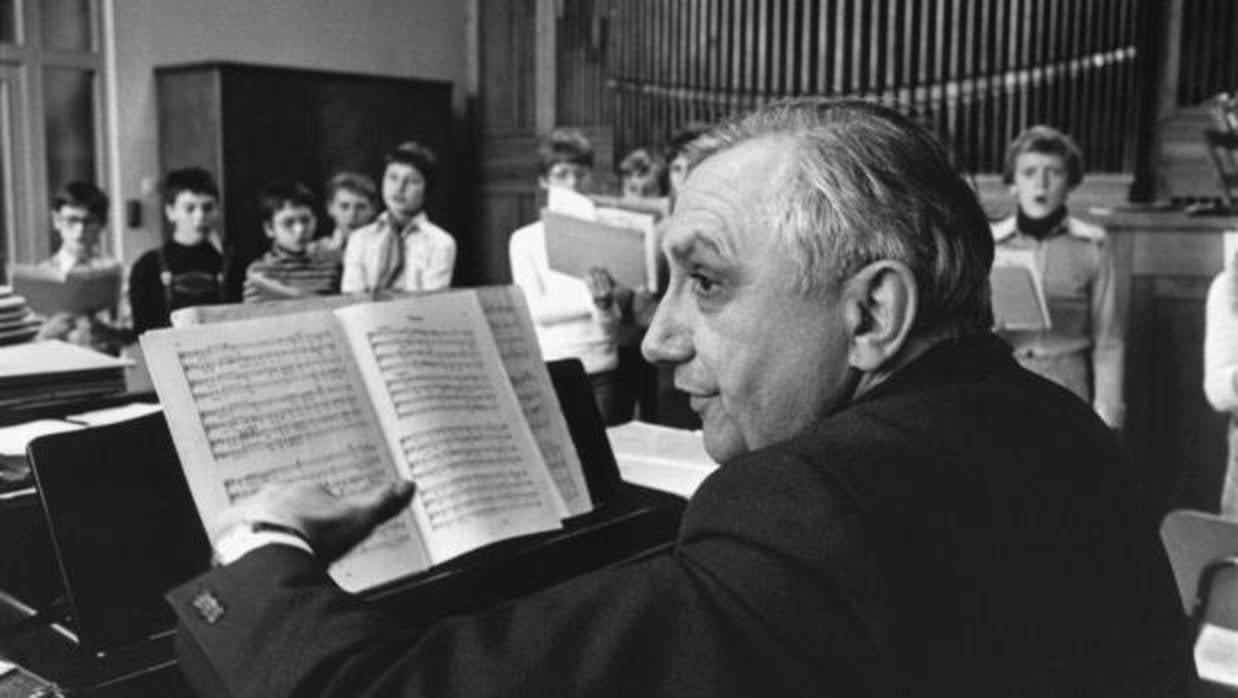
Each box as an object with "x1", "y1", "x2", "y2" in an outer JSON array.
[{"x1": 686, "y1": 393, "x2": 716, "y2": 415}]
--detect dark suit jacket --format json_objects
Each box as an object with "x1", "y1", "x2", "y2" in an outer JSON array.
[{"x1": 168, "y1": 333, "x2": 1191, "y2": 697}]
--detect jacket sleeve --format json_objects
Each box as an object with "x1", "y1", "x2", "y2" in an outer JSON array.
[{"x1": 167, "y1": 454, "x2": 885, "y2": 698}]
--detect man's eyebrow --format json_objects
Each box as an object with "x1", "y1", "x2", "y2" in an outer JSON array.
[{"x1": 666, "y1": 230, "x2": 731, "y2": 261}]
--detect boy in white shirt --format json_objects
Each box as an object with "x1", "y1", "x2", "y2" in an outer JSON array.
[
  {"x1": 340, "y1": 142, "x2": 456, "y2": 294},
  {"x1": 509, "y1": 129, "x2": 636, "y2": 424},
  {"x1": 35, "y1": 181, "x2": 128, "y2": 353}
]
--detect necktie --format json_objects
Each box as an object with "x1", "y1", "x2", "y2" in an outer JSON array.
[{"x1": 373, "y1": 217, "x2": 408, "y2": 291}]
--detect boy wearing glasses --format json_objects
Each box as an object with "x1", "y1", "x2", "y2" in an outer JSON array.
[{"x1": 35, "y1": 181, "x2": 128, "y2": 353}]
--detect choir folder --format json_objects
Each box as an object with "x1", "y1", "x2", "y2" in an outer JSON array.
[
  {"x1": 10, "y1": 263, "x2": 122, "y2": 316},
  {"x1": 140, "y1": 286, "x2": 593, "y2": 593},
  {"x1": 542, "y1": 209, "x2": 661, "y2": 291},
  {"x1": 989, "y1": 255, "x2": 1052, "y2": 331}
]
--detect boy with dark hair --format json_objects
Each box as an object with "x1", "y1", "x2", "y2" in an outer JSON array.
[
  {"x1": 243, "y1": 180, "x2": 341, "y2": 303},
  {"x1": 312, "y1": 172, "x2": 378, "y2": 259},
  {"x1": 340, "y1": 141, "x2": 456, "y2": 293},
  {"x1": 128, "y1": 166, "x2": 225, "y2": 334},
  {"x1": 537, "y1": 129, "x2": 595, "y2": 191},
  {"x1": 44, "y1": 181, "x2": 113, "y2": 273},
  {"x1": 34, "y1": 181, "x2": 129, "y2": 353},
  {"x1": 992, "y1": 124, "x2": 1124, "y2": 429}
]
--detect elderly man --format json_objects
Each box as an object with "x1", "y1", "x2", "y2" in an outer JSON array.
[{"x1": 169, "y1": 99, "x2": 1189, "y2": 696}]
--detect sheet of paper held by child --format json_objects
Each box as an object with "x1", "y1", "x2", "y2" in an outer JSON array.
[
  {"x1": 10, "y1": 263, "x2": 122, "y2": 316},
  {"x1": 989, "y1": 249, "x2": 1052, "y2": 332}
]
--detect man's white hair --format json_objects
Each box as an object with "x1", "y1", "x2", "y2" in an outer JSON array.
[{"x1": 683, "y1": 98, "x2": 994, "y2": 337}]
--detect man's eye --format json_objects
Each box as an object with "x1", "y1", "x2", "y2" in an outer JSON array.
[{"x1": 689, "y1": 272, "x2": 719, "y2": 297}]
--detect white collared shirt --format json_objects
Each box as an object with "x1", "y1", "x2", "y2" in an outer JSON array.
[
  {"x1": 340, "y1": 211, "x2": 457, "y2": 293},
  {"x1": 508, "y1": 220, "x2": 620, "y2": 374}
]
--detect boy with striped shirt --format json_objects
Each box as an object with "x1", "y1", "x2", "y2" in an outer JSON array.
[{"x1": 243, "y1": 180, "x2": 340, "y2": 303}]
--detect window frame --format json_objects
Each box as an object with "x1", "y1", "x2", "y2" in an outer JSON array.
[{"x1": 0, "y1": 0, "x2": 108, "y2": 265}]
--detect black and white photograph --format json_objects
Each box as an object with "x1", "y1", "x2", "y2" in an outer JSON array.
[{"x1": 0, "y1": 1, "x2": 1230, "y2": 695}]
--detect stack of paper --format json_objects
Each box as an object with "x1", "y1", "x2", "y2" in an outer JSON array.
[
  {"x1": 0, "y1": 418, "x2": 82, "y2": 496},
  {"x1": 0, "y1": 340, "x2": 132, "y2": 412},
  {"x1": 606, "y1": 420, "x2": 717, "y2": 498},
  {"x1": 64, "y1": 401, "x2": 162, "y2": 426},
  {"x1": 0, "y1": 287, "x2": 40, "y2": 346}
]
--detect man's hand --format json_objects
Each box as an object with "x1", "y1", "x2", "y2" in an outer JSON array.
[{"x1": 212, "y1": 480, "x2": 416, "y2": 564}]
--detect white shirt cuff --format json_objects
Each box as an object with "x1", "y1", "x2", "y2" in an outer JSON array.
[{"x1": 213, "y1": 526, "x2": 314, "y2": 566}]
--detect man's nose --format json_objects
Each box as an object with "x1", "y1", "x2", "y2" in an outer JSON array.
[{"x1": 641, "y1": 298, "x2": 693, "y2": 365}]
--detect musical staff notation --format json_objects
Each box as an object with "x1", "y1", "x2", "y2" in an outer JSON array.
[
  {"x1": 476, "y1": 288, "x2": 581, "y2": 504},
  {"x1": 367, "y1": 325, "x2": 500, "y2": 418},
  {"x1": 177, "y1": 330, "x2": 369, "y2": 461},
  {"x1": 400, "y1": 421, "x2": 541, "y2": 531}
]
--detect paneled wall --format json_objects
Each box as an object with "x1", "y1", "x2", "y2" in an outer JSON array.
[{"x1": 560, "y1": 0, "x2": 1142, "y2": 174}]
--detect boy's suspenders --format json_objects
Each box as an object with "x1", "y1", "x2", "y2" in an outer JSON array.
[
  {"x1": 156, "y1": 244, "x2": 226, "y2": 314},
  {"x1": 157, "y1": 245, "x2": 174, "y2": 312}
]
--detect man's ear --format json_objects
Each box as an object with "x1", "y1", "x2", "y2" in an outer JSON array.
[
  {"x1": 842, "y1": 260, "x2": 918, "y2": 372},
  {"x1": 537, "y1": 176, "x2": 549, "y2": 191},
  {"x1": 263, "y1": 223, "x2": 275, "y2": 240}
]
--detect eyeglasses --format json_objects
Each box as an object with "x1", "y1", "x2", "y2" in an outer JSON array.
[{"x1": 55, "y1": 213, "x2": 101, "y2": 227}]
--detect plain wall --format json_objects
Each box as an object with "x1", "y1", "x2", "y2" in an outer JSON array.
[{"x1": 107, "y1": 0, "x2": 467, "y2": 265}]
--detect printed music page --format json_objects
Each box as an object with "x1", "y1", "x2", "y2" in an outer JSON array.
[
  {"x1": 333, "y1": 292, "x2": 564, "y2": 564},
  {"x1": 475, "y1": 286, "x2": 591, "y2": 516},
  {"x1": 140, "y1": 311, "x2": 430, "y2": 592}
]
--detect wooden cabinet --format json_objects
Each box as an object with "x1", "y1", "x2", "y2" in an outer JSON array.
[
  {"x1": 1094, "y1": 211, "x2": 1238, "y2": 514},
  {"x1": 156, "y1": 61, "x2": 458, "y2": 299}
]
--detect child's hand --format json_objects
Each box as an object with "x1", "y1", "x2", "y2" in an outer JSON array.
[
  {"x1": 586, "y1": 267, "x2": 617, "y2": 309},
  {"x1": 35, "y1": 313, "x2": 77, "y2": 341}
]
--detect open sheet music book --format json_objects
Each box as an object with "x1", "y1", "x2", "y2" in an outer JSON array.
[{"x1": 140, "y1": 286, "x2": 592, "y2": 592}]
